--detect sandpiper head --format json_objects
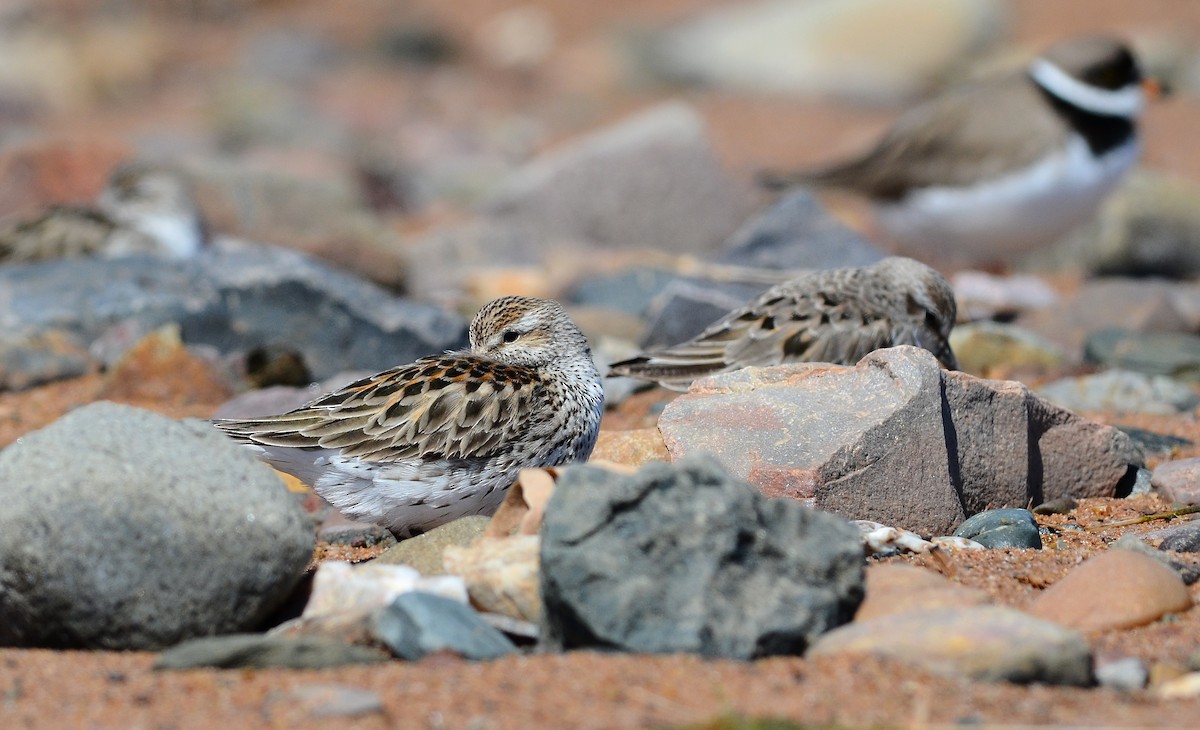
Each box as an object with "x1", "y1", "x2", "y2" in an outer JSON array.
[
  {"x1": 98, "y1": 162, "x2": 207, "y2": 257},
  {"x1": 469, "y1": 296, "x2": 591, "y2": 368},
  {"x1": 878, "y1": 257, "x2": 957, "y2": 341},
  {"x1": 100, "y1": 163, "x2": 198, "y2": 219}
]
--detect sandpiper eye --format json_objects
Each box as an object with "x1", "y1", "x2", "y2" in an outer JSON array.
[{"x1": 502, "y1": 330, "x2": 520, "y2": 344}]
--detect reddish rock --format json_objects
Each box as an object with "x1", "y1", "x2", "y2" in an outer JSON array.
[
  {"x1": 855, "y1": 564, "x2": 989, "y2": 622},
  {"x1": 98, "y1": 325, "x2": 234, "y2": 407},
  {"x1": 658, "y1": 346, "x2": 1141, "y2": 535},
  {"x1": 1029, "y1": 550, "x2": 1193, "y2": 632},
  {"x1": 589, "y1": 428, "x2": 670, "y2": 468},
  {"x1": 1152, "y1": 457, "x2": 1200, "y2": 505}
]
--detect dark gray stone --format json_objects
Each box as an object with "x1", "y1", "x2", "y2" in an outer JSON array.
[
  {"x1": 0, "y1": 241, "x2": 466, "y2": 381},
  {"x1": 1033, "y1": 497, "x2": 1078, "y2": 516},
  {"x1": 539, "y1": 456, "x2": 865, "y2": 658},
  {"x1": 1120, "y1": 426, "x2": 1193, "y2": 456},
  {"x1": 1144, "y1": 521, "x2": 1200, "y2": 553},
  {"x1": 0, "y1": 402, "x2": 314, "y2": 650},
  {"x1": 659, "y1": 347, "x2": 1144, "y2": 536},
  {"x1": 154, "y1": 635, "x2": 387, "y2": 670},
  {"x1": 638, "y1": 278, "x2": 766, "y2": 349},
  {"x1": 1084, "y1": 328, "x2": 1200, "y2": 381},
  {"x1": 372, "y1": 592, "x2": 517, "y2": 660},
  {"x1": 716, "y1": 190, "x2": 886, "y2": 270},
  {"x1": 953, "y1": 509, "x2": 1042, "y2": 549}
]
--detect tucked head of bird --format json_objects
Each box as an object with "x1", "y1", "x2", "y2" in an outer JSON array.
[{"x1": 469, "y1": 296, "x2": 591, "y2": 368}]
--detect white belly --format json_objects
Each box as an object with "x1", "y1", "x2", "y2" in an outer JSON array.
[{"x1": 875, "y1": 136, "x2": 1139, "y2": 264}]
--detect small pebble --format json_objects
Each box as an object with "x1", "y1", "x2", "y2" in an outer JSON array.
[{"x1": 1094, "y1": 656, "x2": 1149, "y2": 691}]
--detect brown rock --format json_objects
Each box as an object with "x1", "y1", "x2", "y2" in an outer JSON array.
[
  {"x1": 98, "y1": 324, "x2": 234, "y2": 407},
  {"x1": 1152, "y1": 457, "x2": 1200, "y2": 505},
  {"x1": 1029, "y1": 550, "x2": 1193, "y2": 632},
  {"x1": 589, "y1": 428, "x2": 670, "y2": 468},
  {"x1": 486, "y1": 467, "x2": 556, "y2": 538},
  {"x1": 658, "y1": 346, "x2": 1141, "y2": 535},
  {"x1": 809, "y1": 606, "x2": 1091, "y2": 685},
  {"x1": 855, "y1": 564, "x2": 989, "y2": 622}
]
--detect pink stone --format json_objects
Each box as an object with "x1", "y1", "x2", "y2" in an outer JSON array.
[{"x1": 1029, "y1": 550, "x2": 1192, "y2": 632}]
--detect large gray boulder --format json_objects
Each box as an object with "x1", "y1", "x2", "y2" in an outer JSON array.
[
  {"x1": 658, "y1": 347, "x2": 1143, "y2": 535},
  {"x1": 0, "y1": 402, "x2": 314, "y2": 650},
  {"x1": 0, "y1": 240, "x2": 466, "y2": 381},
  {"x1": 539, "y1": 456, "x2": 864, "y2": 658},
  {"x1": 483, "y1": 102, "x2": 754, "y2": 255}
]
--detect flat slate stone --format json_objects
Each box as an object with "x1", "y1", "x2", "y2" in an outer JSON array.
[{"x1": 154, "y1": 635, "x2": 388, "y2": 670}]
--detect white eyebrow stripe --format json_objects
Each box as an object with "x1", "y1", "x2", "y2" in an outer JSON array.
[{"x1": 1029, "y1": 58, "x2": 1144, "y2": 118}]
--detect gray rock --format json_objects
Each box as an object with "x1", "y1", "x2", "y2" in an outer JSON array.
[
  {"x1": 539, "y1": 456, "x2": 865, "y2": 658},
  {"x1": 154, "y1": 635, "x2": 387, "y2": 670},
  {"x1": 0, "y1": 402, "x2": 314, "y2": 650},
  {"x1": 716, "y1": 190, "x2": 886, "y2": 270},
  {"x1": 658, "y1": 347, "x2": 1143, "y2": 536},
  {"x1": 1018, "y1": 279, "x2": 1196, "y2": 357},
  {"x1": 809, "y1": 606, "x2": 1091, "y2": 686},
  {"x1": 1038, "y1": 369, "x2": 1200, "y2": 415},
  {"x1": 565, "y1": 267, "x2": 680, "y2": 317},
  {"x1": 483, "y1": 102, "x2": 754, "y2": 255},
  {"x1": 1129, "y1": 466, "x2": 1154, "y2": 497},
  {"x1": 1120, "y1": 426, "x2": 1193, "y2": 456},
  {"x1": 1142, "y1": 521, "x2": 1200, "y2": 553},
  {"x1": 0, "y1": 240, "x2": 466, "y2": 381},
  {"x1": 0, "y1": 331, "x2": 95, "y2": 391},
  {"x1": 1094, "y1": 656, "x2": 1149, "y2": 691},
  {"x1": 638, "y1": 0, "x2": 1005, "y2": 102},
  {"x1": 1032, "y1": 496, "x2": 1077, "y2": 516},
  {"x1": 953, "y1": 509, "x2": 1041, "y2": 549},
  {"x1": 375, "y1": 515, "x2": 490, "y2": 574},
  {"x1": 371, "y1": 591, "x2": 517, "y2": 660},
  {"x1": 1084, "y1": 329, "x2": 1200, "y2": 381},
  {"x1": 638, "y1": 278, "x2": 766, "y2": 350}
]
